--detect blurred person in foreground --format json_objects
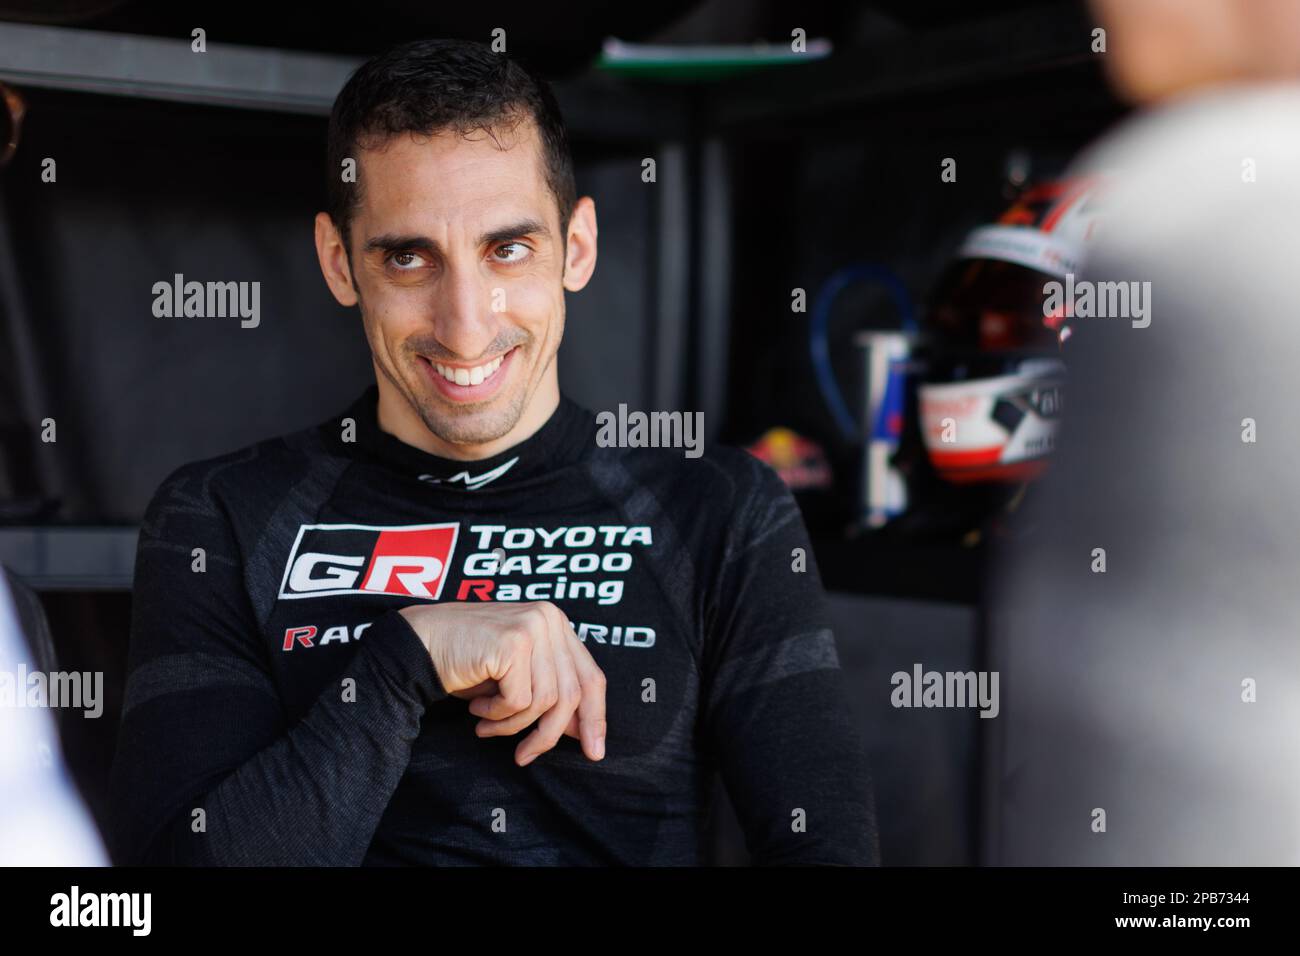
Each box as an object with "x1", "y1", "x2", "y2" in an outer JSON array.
[
  {"x1": 0, "y1": 569, "x2": 106, "y2": 865},
  {"x1": 989, "y1": 0, "x2": 1300, "y2": 864}
]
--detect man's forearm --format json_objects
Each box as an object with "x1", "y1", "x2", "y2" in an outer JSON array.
[{"x1": 114, "y1": 611, "x2": 445, "y2": 865}]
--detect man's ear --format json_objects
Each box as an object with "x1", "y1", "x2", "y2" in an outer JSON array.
[
  {"x1": 315, "y1": 211, "x2": 359, "y2": 307},
  {"x1": 562, "y1": 196, "x2": 598, "y2": 293}
]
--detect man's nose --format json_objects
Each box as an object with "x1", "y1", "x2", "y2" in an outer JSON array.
[{"x1": 430, "y1": 264, "x2": 499, "y2": 359}]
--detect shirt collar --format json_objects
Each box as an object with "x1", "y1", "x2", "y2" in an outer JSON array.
[{"x1": 332, "y1": 385, "x2": 593, "y2": 490}]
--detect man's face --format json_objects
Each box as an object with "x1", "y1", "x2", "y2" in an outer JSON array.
[{"x1": 337, "y1": 118, "x2": 570, "y2": 449}]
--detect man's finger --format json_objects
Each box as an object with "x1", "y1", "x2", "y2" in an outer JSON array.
[
  {"x1": 452, "y1": 678, "x2": 499, "y2": 702},
  {"x1": 467, "y1": 642, "x2": 532, "y2": 720},
  {"x1": 476, "y1": 625, "x2": 558, "y2": 738},
  {"x1": 567, "y1": 625, "x2": 607, "y2": 761},
  {"x1": 514, "y1": 626, "x2": 584, "y2": 765}
]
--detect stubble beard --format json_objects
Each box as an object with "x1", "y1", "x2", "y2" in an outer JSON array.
[
  {"x1": 368, "y1": 320, "x2": 534, "y2": 449},
  {"x1": 359, "y1": 284, "x2": 558, "y2": 451},
  {"x1": 409, "y1": 365, "x2": 531, "y2": 447}
]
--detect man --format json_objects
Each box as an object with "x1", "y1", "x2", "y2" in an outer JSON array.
[{"x1": 109, "y1": 38, "x2": 877, "y2": 866}]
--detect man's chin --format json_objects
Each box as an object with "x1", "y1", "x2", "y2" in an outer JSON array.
[{"x1": 412, "y1": 392, "x2": 526, "y2": 449}]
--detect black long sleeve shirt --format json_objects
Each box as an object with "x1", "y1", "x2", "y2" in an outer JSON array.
[{"x1": 108, "y1": 387, "x2": 878, "y2": 865}]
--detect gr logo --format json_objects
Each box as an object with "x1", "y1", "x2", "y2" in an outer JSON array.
[{"x1": 278, "y1": 522, "x2": 460, "y2": 600}]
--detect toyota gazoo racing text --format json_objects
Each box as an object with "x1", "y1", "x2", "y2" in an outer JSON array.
[{"x1": 278, "y1": 521, "x2": 658, "y2": 652}]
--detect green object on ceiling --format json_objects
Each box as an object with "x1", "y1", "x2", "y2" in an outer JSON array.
[{"x1": 596, "y1": 38, "x2": 832, "y2": 82}]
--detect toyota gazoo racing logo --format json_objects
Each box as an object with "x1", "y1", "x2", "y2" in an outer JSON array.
[{"x1": 278, "y1": 522, "x2": 459, "y2": 600}]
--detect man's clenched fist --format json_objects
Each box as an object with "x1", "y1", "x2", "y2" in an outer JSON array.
[{"x1": 398, "y1": 601, "x2": 606, "y2": 766}]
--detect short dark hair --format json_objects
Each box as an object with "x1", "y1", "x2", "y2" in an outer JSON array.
[{"x1": 326, "y1": 38, "x2": 576, "y2": 253}]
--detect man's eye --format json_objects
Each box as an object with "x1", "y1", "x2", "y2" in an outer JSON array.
[
  {"x1": 389, "y1": 251, "x2": 423, "y2": 269},
  {"x1": 493, "y1": 242, "x2": 529, "y2": 263}
]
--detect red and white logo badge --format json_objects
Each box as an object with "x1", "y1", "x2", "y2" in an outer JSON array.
[{"x1": 277, "y1": 523, "x2": 459, "y2": 600}]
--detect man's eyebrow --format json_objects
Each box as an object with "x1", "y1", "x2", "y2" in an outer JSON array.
[
  {"x1": 362, "y1": 219, "x2": 550, "y2": 256},
  {"x1": 364, "y1": 233, "x2": 435, "y2": 255},
  {"x1": 480, "y1": 218, "x2": 549, "y2": 245}
]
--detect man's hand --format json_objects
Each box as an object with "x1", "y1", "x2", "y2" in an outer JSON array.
[{"x1": 398, "y1": 601, "x2": 606, "y2": 766}]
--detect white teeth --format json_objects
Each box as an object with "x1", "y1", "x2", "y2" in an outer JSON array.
[{"x1": 432, "y1": 353, "x2": 506, "y2": 387}]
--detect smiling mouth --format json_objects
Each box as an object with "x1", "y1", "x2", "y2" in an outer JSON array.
[
  {"x1": 426, "y1": 347, "x2": 514, "y2": 387},
  {"x1": 417, "y1": 345, "x2": 519, "y2": 403}
]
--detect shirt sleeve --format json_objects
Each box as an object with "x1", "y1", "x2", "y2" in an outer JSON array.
[
  {"x1": 701, "y1": 456, "x2": 880, "y2": 865},
  {"x1": 107, "y1": 464, "x2": 447, "y2": 866}
]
